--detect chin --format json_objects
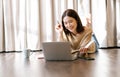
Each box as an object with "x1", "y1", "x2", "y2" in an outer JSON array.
[
  {"x1": 70, "y1": 30, "x2": 74, "y2": 32},
  {"x1": 69, "y1": 30, "x2": 73, "y2": 33}
]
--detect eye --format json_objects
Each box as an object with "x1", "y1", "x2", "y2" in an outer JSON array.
[
  {"x1": 64, "y1": 20, "x2": 73, "y2": 25},
  {"x1": 64, "y1": 22, "x2": 67, "y2": 25},
  {"x1": 69, "y1": 20, "x2": 73, "y2": 23}
]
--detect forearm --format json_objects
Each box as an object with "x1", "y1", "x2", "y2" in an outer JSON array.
[
  {"x1": 57, "y1": 32, "x2": 65, "y2": 41},
  {"x1": 87, "y1": 42, "x2": 96, "y2": 53}
]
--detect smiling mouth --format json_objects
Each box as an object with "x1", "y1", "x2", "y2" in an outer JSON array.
[
  {"x1": 69, "y1": 27, "x2": 74, "y2": 30},
  {"x1": 68, "y1": 26, "x2": 73, "y2": 30},
  {"x1": 68, "y1": 29, "x2": 74, "y2": 32}
]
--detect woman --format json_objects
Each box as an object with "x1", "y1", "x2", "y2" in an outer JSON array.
[{"x1": 55, "y1": 9, "x2": 96, "y2": 58}]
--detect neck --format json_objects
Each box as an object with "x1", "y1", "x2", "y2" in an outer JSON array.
[{"x1": 72, "y1": 31, "x2": 78, "y2": 35}]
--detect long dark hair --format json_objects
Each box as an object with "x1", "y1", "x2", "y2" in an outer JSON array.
[{"x1": 62, "y1": 9, "x2": 84, "y2": 35}]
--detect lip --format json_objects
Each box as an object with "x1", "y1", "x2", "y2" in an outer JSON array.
[{"x1": 68, "y1": 28, "x2": 74, "y2": 32}]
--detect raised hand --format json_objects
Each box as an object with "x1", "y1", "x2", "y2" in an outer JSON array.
[{"x1": 55, "y1": 22, "x2": 63, "y2": 34}]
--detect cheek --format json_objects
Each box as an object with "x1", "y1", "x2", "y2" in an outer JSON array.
[
  {"x1": 65, "y1": 24, "x2": 70, "y2": 29},
  {"x1": 75, "y1": 22, "x2": 78, "y2": 27},
  {"x1": 75, "y1": 25, "x2": 77, "y2": 29},
  {"x1": 64, "y1": 25, "x2": 68, "y2": 29},
  {"x1": 72, "y1": 23, "x2": 77, "y2": 29}
]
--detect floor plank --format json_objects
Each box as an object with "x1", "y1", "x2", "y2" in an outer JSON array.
[{"x1": 0, "y1": 49, "x2": 120, "y2": 77}]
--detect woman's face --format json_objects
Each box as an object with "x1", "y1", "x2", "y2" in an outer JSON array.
[{"x1": 63, "y1": 16, "x2": 77, "y2": 34}]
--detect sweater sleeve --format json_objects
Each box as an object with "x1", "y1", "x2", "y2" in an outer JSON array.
[
  {"x1": 79, "y1": 27, "x2": 96, "y2": 53},
  {"x1": 79, "y1": 29, "x2": 92, "y2": 47},
  {"x1": 57, "y1": 31, "x2": 67, "y2": 42}
]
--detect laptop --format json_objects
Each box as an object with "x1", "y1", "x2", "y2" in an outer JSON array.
[{"x1": 42, "y1": 42, "x2": 78, "y2": 61}]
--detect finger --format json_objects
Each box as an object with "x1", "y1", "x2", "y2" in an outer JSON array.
[
  {"x1": 55, "y1": 24, "x2": 60, "y2": 29},
  {"x1": 84, "y1": 48, "x2": 88, "y2": 53},
  {"x1": 80, "y1": 48, "x2": 88, "y2": 53},
  {"x1": 79, "y1": 48, "x2": 84, "y2": 53}
]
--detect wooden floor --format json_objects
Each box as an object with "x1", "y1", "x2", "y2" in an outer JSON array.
[{"x1": 0, "y1": 49, "x2": 120, "y2": 77}]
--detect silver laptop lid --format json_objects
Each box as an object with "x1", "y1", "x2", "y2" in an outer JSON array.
[{"x1": 42, "y1": 42, "x2": 77, "y2": 61}]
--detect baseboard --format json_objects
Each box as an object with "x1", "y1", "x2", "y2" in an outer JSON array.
[
  {"x1": 0, "y1": 49, "x2": 43, "y2": 53},
  {"x1": 99, "y1": 46, "x2": 120, "y2": 49}
]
